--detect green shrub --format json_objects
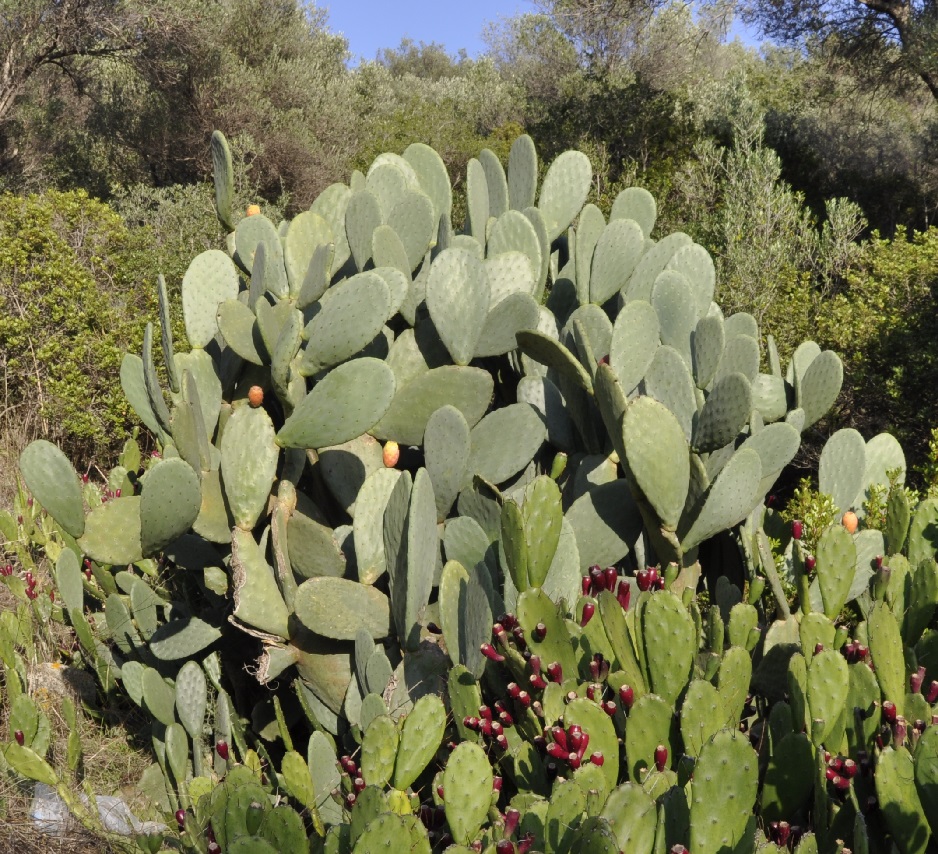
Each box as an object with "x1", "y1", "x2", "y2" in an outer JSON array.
[
  {"x1": 817, "y1": 226, "x2": 938, "y2": 478},
  {"x1": 0, "y1": 190, "x2": 159, "y2": 468}
]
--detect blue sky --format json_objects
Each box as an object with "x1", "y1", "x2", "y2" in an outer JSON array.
[
  {"x1": 322, "y1": 1, "x2": 539, "y2": 62},
  {"x1": 321, "y1": 1, "x2": 761, "y2": 64}
]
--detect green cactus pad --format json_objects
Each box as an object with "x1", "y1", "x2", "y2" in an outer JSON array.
[
  {"x1": 346, "y1": 190, "x2": 383, "y2": 271},
  {"x1": 609, "y1": 299, "x2": 660, "y2": 395},
  {"x1": 389, "y1": 468, "x2": 437, "y2": 651},
  {"x1": 665, "y1": 243, "x2": 715, "y2": 318},
  {"x1": 371, "y1": 224, "x2": 410, "y2": 278},
  {"x1": 868, "y1": 602, "x2": 906, "y2": 716},
  {"x1": 739, "y1": 422, "x2": 800, "y2": 495},
  {"x1": 517, "y1": 588, "x2": 578, "y2": 677},
  {"x1": 517, "y1": 329, "x2": 593, "y2": 392},
  {"x1": 624, "y1": 232, "x2": 692, "y2": 303},
  {"x1": 426, "y1": 248, "x2": 490, "y2": 365},
  {"x1": 301, "y1": 272, "x2": 391, "y2": 374},
  {"x1": 483, "y1": 249, "x2": 537, "y2": 310},
  {"x1": 424, "y1": 405, "x2": 471, "y2": 521},
  {"x1": 693, "y1": 372, "x2": 752, "y2": 453},
  {"x1": 230, "y1": 527, "x2": 290, "y2": 639},
  {"x1": 393, "y1": 694, "x2": 446, "y2": 789},
  {"x1": 545, "y1": 778, "x2": 587, "y2": 852},
  {"x1": 317, "y1": 434, "x2": 383, "y2": 516},
  {"x1": 354, "y1": 468, "x2": 403, "y2": 584},
  {"x1": 211, "y1": 131, "x2": 234, "y2": 231},
  {"x1": 372, "y1": 366, "x2": 493, "y2": 445},
  {"x1": 138, "y1": 457, "x2": 201, "y2": 555},
  {"x1": 600, "y1": 783, "x2": 657, "y2": 854},
  {"x1": 538, "y1": 150, "x2": 592, "y2": 242},
  {"x1": 818, "y1": 428, "x2": 866, "y2": 515},
  {"x1": 309, "y1": 183, "x2": 352, "y2": 275},
  {"x1": 681, "y1": 679, "x2": 728, "y2": 759},
  {"x1": 689, "y1": 729, "x2": 758, "y2": 854},
  {"x1": 148, "y1": 616, "x2": 221, "y2": 662},
  {"x1": 19, "y1": 440, "x2": 85, "y2": 539},
  {"x1": 479, "y1": 148, "x2": 508, "y2": 218},
  {"x1": 565, "y1": 479, "x2": 643, "y2": 572},
  {"x1": 279, "y1": 357, "x2": 395, "y2": 449},
  {"x1": 237, "y1": 215, "x2": 288, "y2": 298},
  {"x1": 909, "y1": 498, "x2": 938, "y2": 565},
  {"x1": 440, "y1": 560, "x2": 488, "y2": 676},
  {"x1": 644, "y1": 344, "x2": 697, "y2": 441},
  {"x1": 477, "y1": 291, "x2": 539, "y2": 358},
  {"x1": 642, "y1": 591, "x2": 695, "y2": 707},
  {"x1": 353, "y1": 813, "x2": 420, "y2": 854},
  {"x1": 294, "y1": 577, "x2": 390, "y2": 641},
  {"x1": 574, "y1": 203, "x2": 605, "y2": 304},
  {"x1": 386, "y1": 190, "x2": 435, "y2": 271},
  {"x1": 805, "y1": 648, "x2": 849, "y2": 746},
  {"x1": 120, "y1": 354, "x2": 162, "y2": 437},
  {"x1": 625, "y1": 693, "x2": 673, "y2": 779},
  {"x1": 403, "y1": 142, "x2": 452, "y2": 226},
  {"x1": 466, "y1": 157, "x2": 490, "y2": 246},
  {"x1": 751, "y1": 372, "x2": 788, "y2": 423},
  {"x1": 814, "y1": 525, "x2": 856, "y2": 620},
  {"x1": 692, "y1": 313, "x2": 725, "y2": 390},
  {"x1": 78, "y1": 497, "x2": 144, "y2": 565},
  {"x1": 181, "y1": 249, "x2": 240, "y2": 349},
  {"x1": 761, "y1": 732, "x2": 815, "y2": 823},
  {"x1": 488, "y1": 212, "x2": 541, "y2": 284},
  {"x1": 611, "y1": 187, "x2": 657, "y2": 237},
  {"x1": 173, "y1": 660, "x2": 208, "y2": 740},
  {"x1": 284, "y1": 210, "x2": 333, "y2": 294},
  {"x1": 622, "y1": 396, "x2": 689, "y2": 530},
  {"x1": 508, "y1": 134, "x2": 538, "y2": 211},
  {"x1": 876, "y1": 746, "x2": 931, "y2": 854},
  {"x1": 443, "y1": 742, "x2": 493, "y2": 845},
  {"x1": 589, "y1": 218, "x2": 645, "y2": 306},
  {"x1": 217, "y1": 299, "x2": 265, "y2": 365},
  {"x1": 714, "y1": 334, "x2": 759, "y2": 385},
  {"x1": 219, "y1": 404, "x2": 278, "y2": 530},
  {"x1": 798, "y1": 349, "x2": 843, "y2": 429},
  {"x1": 652, "y1": 270, "x2": 697, "y2": 367},
  {"x1": 467, "y1": 403, "x2": 546, "y2": 485},
  {"x1": 681, "y1": 447, "x2": 761, "y2": 553},
  {"x1": 141, "y1": 667, "x2": 176, "y2": 726},
  {"x1": 564, "y1": 697, "x2": 620, "y2": 792}
]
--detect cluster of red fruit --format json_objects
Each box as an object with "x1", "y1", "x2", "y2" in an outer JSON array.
[
  {"x1": 493, "y1": 808, "x2": 535, "y2": 854},
  {"x1": 540, "y1": 723, "x2": 605, "y2": 772},
  {"x1": 581, "y1": 564, "x2": 633, "y2": 608},
  {"x1": 463, "y1": 702, "x2": 514, "y2": 752},
  {"x1": 20, "y1": 570, "x2": 51, "y2": 601},
  {"x1": 0, "y1": 563, "x2": 12, "y2": 577}
]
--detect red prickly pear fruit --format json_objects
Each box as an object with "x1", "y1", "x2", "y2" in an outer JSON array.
[
  {"x1": 216, "y1": 740, "x2": 229, "y2": 760},
  {"x1": 617, "y1": 581, "x2": 631, "y2": 610},
  {"x1": 910, "y1": 666, "x2": 925, "y2": 694},
  {"x1": 792, "y1": 520, "x2": 804, "y2": 540},
  {"x1": 602, "y1": 700, "x2": 617, "y2": 716},
  {"x1": 619, "y1": 684, "x2": 634, "y2": 710},
  {"x1": 383, "y1": 441, "x2": 400, "y2": 468},
  {"x1": 481, "y1": 643, "x2": 505, "y2": 663},
  {"x1": 670, "y1": 847, "x2": 690, "y2": 854},
  {"x1": 437, "y1": 785, "x2": 444, "y2": 800},
  {"x1": 248, "y1": 385, "x2": 264, "y2": 408},
  {"x1": 49, "y1": 590, "x2": 54, "y2": 603},
  {"x1": 590, "y1": 751, "x2": 604, "y2": 766},
  {"x1": 654, "y1": 744, "x2": 668, "y2": 772},
  {"x1": 533, "y1": 623, "x2": 547, "y2": 641},
  {"x1": 882, "y1": 700, "x2": 898, "y2": 724},
  {"x1": 582, "y1": 575, "x2": 591, "y2": 596},
  {"x1": 81, "y1": 474, "x2": 89, "y2": 483},
  {"x1": 175, "y1": 808, "x2": 187, "y2": 828},
  {"x1": 492, "y1": 776, "x2": 502, "y2": 791},
  {"x1": 603, "y1": 566, "x2": 618, "y2": 591},
  {"x1": 814, "y1": 643, "x2": 824, "y2": 654},
  {"x1": 580, "y1": 602, "x2": 595, "y2": 627},
  {"x1": 496, "y1": 842, "x2": 515, "y2": 854},
  {"x1": 926, "y1": 681, "x2": 938, "y2": 704},
  {"x1": 547, "y1": 661, "x2": 563, "y2": 682},
  {"x1": 14, "y1": 730, "x2": 24, "y2": 745},
  {"x1": 805, "y1": 555, "x2": 816, "y2": 572},
  {"x1": 208, "y1": 844, "x2": 221, "y2": 854}
]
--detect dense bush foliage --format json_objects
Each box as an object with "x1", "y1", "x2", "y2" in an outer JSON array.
[{"x1": 0, "y1": 191, "x2": 160, "y2": 466}]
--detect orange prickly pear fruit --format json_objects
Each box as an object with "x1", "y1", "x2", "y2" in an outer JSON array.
[
  {"x1": 248, "y1": 385, "x2": 264, "y2": 408},
  {"x1": 842, "y1": 510, "x2": 858, "y2": 534},
  {"x1": 246, "y1": 204, "x2": 261, "y2": 216},
  {"x1": 383, "y1": 441, "x2": 400, "y2": 468}
]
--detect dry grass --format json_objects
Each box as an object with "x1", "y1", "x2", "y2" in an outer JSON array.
[{"x1": 0, "y1": 570, "x2": 162, "y2": 853}]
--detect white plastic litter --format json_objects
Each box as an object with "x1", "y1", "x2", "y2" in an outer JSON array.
[{"x1": 30, "y1": 783, "x2": 167, "y2": 837}]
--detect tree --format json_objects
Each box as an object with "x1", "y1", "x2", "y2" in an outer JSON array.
[
  {"x1": 741, "y1": 0, "x2": 938, "y2": 100},
  {"x1": 0, "y1": 0, "x2": 144, "y2": 128}
]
